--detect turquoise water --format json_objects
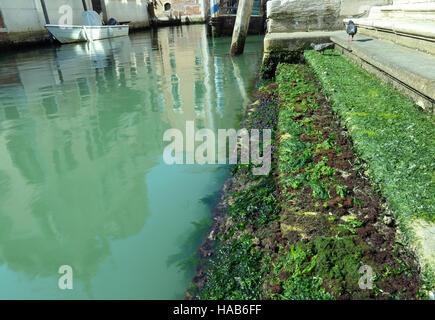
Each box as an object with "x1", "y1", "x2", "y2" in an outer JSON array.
[{"x1": 0, "y1": 25, "x2": 263, "y2": 299}]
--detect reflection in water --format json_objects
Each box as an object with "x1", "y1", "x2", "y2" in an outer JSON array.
[{"x1": 0, "y1": 25, "x2": 263, "y2": 299}]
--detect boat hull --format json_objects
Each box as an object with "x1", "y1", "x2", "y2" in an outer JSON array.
[{"x1": 45, "y1": 24, "x2": 129, "y2": 44}]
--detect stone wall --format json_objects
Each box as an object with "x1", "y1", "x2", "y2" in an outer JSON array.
[
  {"x1": 340, "y1": 0, "x2": 393, "y2": 17},
  {"x1": 103, "y1": 0, "x2": 149, "y2": 29},
  {"x1": 267, "y1": 0, "x2": 391, "y2": 33},
  {"x1": 393, "y1": 0, "x2": 433, "y2": 3},
  {"x1": 368, "y1": 0, "x2": 435, "y2": 19}
]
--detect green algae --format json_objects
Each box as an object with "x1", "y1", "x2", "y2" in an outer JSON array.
[
  {"x1": 276, "y1": 64, "x2": 341, "y2": 202},
  {"x1": 305, "y1": 49, "x2": 435, "y2": 284},
  {"x1": 270, "y1": 236, "x2": 367, "y2": 299},
  {"x1": 196, "y1": 60, "x2": 427, "y2": 300},
  {"x1": 304, "y1": 50, "x2": 435, "y2": 225},
  {"x1": 272, "y1": 63, "x2": 423, "y2": 299},
  {"x1": 200, "y1": 234, "x2": 265, "y2": 300},
  {"x1": 198, "y1": 84, "x2": 280, "y2": 299},
  {"x1": 260, "y1": 50, "x2": 305, "y2": 79},
  {"x1": 230, "y1": 178, "x2": 280, "y2": 226}
]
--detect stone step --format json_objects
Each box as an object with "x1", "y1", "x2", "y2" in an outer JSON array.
[
  {"x1": 370, "y1": 2, "x2": 435, "y2": 20},
  {"x1": 343, "y1": 18, "x2": 435, "y2": 55},
  {"x1": 331, "y1": 32, "x2": 435, "y2": 113},
  {"x1": 370, "y1": 1, "x2": 435, "y2": 20}
]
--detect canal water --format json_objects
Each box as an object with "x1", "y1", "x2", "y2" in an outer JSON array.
[{"x1": 0, "y1": 25, "x2": 263, "y2": 299}]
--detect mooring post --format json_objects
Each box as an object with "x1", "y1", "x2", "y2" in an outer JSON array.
[
  {"x1": 82, "y1": 0, "x2": 88, "y2": 11},
  {"x1": 229, "y1": 0, "x2": 254, "y2": 56},
  {"x1": 40, "y1": 0, "x2": 50, "y2": 24}
]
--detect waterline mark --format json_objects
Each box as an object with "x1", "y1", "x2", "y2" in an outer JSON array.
[{"x1": 163, "y1": 121, "x2": 271, "y2": 175}]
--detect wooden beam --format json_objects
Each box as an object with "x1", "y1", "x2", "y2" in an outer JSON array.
[
  {"x1": 40, "y1": 0, "x2": 50, "y2": 24},
  {"x1": 229, "y1": 0, "x2": 254, "y2": 55}
]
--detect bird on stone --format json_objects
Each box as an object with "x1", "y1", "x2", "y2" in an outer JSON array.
[
  {"x1": 346, "y1": 20, "x2": 357, "y2": 41},
  {"x1": 310, "y1": 42, "x2": 334, "y2": 54}
]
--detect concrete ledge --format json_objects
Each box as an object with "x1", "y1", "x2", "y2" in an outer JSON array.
[
  {"x1": 210, "y1": 15, "x2": 265, "y2": 36},
  {"x1": 0, "y1": 30, "x2": 51, "y2": 49},
  {"x1": 332, "y1": 33, "x2": 435, "y2": 113},
  {"x1": 410, "y1": 219, "x2": 435, "y2": 281},
  {"x1": 261, "y1": 31, "x2": 341, "y2": 79},
  {"x1": 264, "y1": 31, "x2": 341, "y2": 54},
  {"x1": 345, "y1": 18, "x2": 435, "y2": 39},
  {"x1": 369, "y1": 2, "x2": 435, "y2": 20}
]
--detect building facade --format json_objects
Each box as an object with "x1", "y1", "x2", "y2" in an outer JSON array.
[
  {"x1": 0, "y1": 0, "x2": 150, "y2": 47},
  {"x1": 152, "y1": 0, "x2": 208, "y2": 23}
]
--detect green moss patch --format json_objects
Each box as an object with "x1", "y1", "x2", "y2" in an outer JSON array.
[
  {"x1": 189, "y1": 59, "x2": 428, "y2": 300},
  {"x1": 270, "y1": 236, "x2": 366, "y2": 299},
  {"x1": 200, "y1": 235, "x2": 265, "y2": 299},
  {"x1": 270, "y1": 63, "x2": 422, "y2": 299},
  {"x1": 260, "y1": 51, "x2": 305, "y2": 80},
  {"x1": 304, "y1": 50, "x2": 435, "y2": 225},
  {"x1": 189, "y1": 83, "x2": 281, "y2": 300},
  {"x1": 305, "y1": 50, "x2": 435, "y2": 280}
]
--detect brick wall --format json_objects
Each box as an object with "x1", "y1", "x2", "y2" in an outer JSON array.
[
  {"x1": 0, "y1": 10, "x2": 5, "y2": 28},
  {"x1": 156, "y1": 0, "x2": 204, "y2": 19}
]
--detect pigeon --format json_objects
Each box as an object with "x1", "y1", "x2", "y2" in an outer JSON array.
[
  {"x1": 310, "y1": 42, "x2": 335, "y2": 54},
  {"x1": 346, "y1": 20, "x2": 357, "y2": 41}
]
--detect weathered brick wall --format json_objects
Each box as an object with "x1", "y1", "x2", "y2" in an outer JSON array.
[
  {"x1": 155, "y1": 0, "x2": 205, "y2": 19},
  {"x1": 0, "y1": 10, "x2": 4, "y2": 28},
  {"x1": 173, "y1": 1, "x2": 202, "y2": 18}
]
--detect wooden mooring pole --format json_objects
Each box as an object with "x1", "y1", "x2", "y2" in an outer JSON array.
[
  {"x1": 229, "y1": 0, "x2": 254, "y2": 55},
  {"x1": 82, "y1": 0, "x2": 88, "y2": 11}
]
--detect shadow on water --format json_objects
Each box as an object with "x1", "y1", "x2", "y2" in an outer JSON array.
[
  {"x1": 166, "y1": 219, "x2": 212, "y2": 273},
  {"x1": 166, "y1": 191, "x2": 221, "y2": 280}
]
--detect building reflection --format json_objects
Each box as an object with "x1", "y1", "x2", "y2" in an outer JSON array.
[
  {"x1": 0, "y1": 25, "x2": 262, "y2": 291},
  {"x1": 0, "y1": 36, "x2": 164, "y2": 286}
]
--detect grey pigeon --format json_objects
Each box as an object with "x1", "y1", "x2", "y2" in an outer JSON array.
[
  {"x1": 346, "y1": 20, "x2": 357, "y2": 41},
  {"x1": 310, "y1": 42, "x2": 334, "y2": 54}
]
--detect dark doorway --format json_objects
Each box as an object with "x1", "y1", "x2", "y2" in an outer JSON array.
[
  {"x1": 92, "y1": 0, "x2": 102, "y2": 14},
  {"x1": 0, "y1": 10, "x2": 4, "y2": 28}
]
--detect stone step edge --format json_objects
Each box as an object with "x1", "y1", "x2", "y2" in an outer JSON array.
[
  {"x1": 343, "y1": 18, "x2": 435, "y2": 55},
  {"x1": 375, "y1": 2, "x2": 435, "y2": 12},
  {"x1": 343, "y1": 18, "x2": 435, "y2": 40},
  {"x1": 331, "y1": 34, "x2": 435, "y2": 104}
]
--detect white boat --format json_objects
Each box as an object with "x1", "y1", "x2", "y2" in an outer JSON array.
[
  {"x1": 45, "y1": 11, "x2": 129, "y2": 44},
  {"x1": 45, "y1": 24, "x2": 129, "y2": 43}
]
